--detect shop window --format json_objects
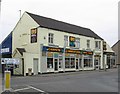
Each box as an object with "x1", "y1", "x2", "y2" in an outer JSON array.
[
  {"x1": 64, "y1": 35, "x2": 68, "y2": 47},
  {"x1": 47, "y1": 58, "x2": 53, "y2": 68},
  {"x1": 48, "y1": 33, "x2": 54, "y2": 44},
  {"x1": 71, "y1": 58, "x2": 75, "y2": 68},
  {"x1": 75, "y1": 38, "x2": 80, "y2": 48},
  {"x1": 65, "y1": 58, "x2": 70, "y2": 68},
  {"x1": 84, "y1": 55, "x2": 93, "y2": 67},
  {"x1": 65, "y1": 57, "x2": 75, "y2": 68}
]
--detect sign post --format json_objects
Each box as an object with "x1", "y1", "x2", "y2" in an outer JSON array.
[
  {"x1": 4, "y1": 71, "x2": 11, "y2": 91},
  {"x1": 1, "y1": 58, "x2": 20, "y2": 91}
]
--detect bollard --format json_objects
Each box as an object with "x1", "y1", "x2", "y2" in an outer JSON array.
[{"x1": 4, "y1": 71, "x2": 11, "y2": 91}]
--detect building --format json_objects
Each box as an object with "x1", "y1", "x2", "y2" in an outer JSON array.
[
  {"x1": 0, "y1": 32, "x2": 13, "y2": 74},
  {"x1": 112, "y1": 40, "x2": 120, "y2": 66},
  {"x1": 1, "y1": 12, "x2": 115, "y2": 76}
]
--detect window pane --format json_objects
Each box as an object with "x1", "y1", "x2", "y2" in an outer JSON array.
[
  {"x1": 48, "y1": 33, "x2": 54, "y2": 43},
  {"x1": 87, "y1": 40, "x2": 90, "y2": 48},
  {"x1": 65, "y1": 58, "x2": 70, "y2": 68},
  {"x1": 47, "y1": 58, "x2": 53, "y2": 68},
  {"x1": 71, "y1": 58, "x2": 75, "y2": 68}
]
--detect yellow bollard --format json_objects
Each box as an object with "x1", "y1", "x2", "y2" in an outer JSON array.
[{"x1": 4, "y1": 71, "x2": 11, "y2": 90}]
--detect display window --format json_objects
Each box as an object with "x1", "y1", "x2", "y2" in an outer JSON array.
[
  {"x1": 84, "y1": 55, "x2": 93, "y2": 67},
  {"x1": 47, "y1": 58, "x2": 53, "y2": 68},
  {"x1": 71, "y1": 58, "x2": 75, "y2": 68},
  {"x1": 65, "y1": 56, "x2": 75, "y2": 68},
  {"x1": 65, "y1": 58, "x2": 70, "y2": 68}
]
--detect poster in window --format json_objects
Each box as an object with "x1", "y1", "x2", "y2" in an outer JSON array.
[
  {"x1": 31, "y1": 28, "x2": 37, "y2": 43},
  {"x1": 69, "y1": 36, "x2": 75, "y2": 47}
]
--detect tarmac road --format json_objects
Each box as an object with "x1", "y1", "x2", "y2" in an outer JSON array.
[{"x1": 1, "y1": 68, "x2": 118, "y2": 93}]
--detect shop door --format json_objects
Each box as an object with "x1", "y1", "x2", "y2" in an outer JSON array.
[
  {"x1": 76, "y1": 59, "x2": 79, "y2": 69},
  {"x1": 95, "y1": 59, "x2": 99, "y2": 70},
  {"x1": 33, "y1": 58, "x2": 38, "y2": 75},
  {"x1": 54, "y1": 59, "x2": 58, "y2": 71}
]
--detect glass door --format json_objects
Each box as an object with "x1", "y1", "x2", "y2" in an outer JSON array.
[
  {"x1": 76, "y1": 58, "x2": 79, "y2": 69},
  {"x1": 54, "y1": 59, "x2": 58, "y2": 71}
]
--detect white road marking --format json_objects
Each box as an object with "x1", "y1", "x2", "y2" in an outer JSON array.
[
  {"x1": 14, "y1": 87, "x2": 31, "y2": 92},
  {"x1": 28, "y1": 85, "x2": 45, "y2": 92}
]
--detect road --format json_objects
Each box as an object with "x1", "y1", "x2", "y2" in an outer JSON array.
[{"x1": 1, "y1": 68, "x2": 118, "y2": 93}]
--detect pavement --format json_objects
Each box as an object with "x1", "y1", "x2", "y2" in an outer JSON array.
[{"x1": 1, "y1": 68, "x2": 119, "y2": 93}]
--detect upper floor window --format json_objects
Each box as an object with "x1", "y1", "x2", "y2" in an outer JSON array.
[
  {"x1": 87, "y1": 40, "x2": 90, "y2": 49},
  {"x1": 64, "y1": 35, "x2": 68, "y2": 47},
  {"x1": 48, "y1": 33, "x2": 54, "y2": 44},
  {"x1": 75, "y1": 38, "x2": 80, "y2": 48},
  {"x1": 95, "y1": 41, "x2": 101, "y2": 49}
]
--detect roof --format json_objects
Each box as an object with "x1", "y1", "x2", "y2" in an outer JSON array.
[
  {"x1": 16, "y1": 48, "x2": 26, "y2": 56},
  {"x1": 26, "y1": 12, "x2": 103, "y2": 40},
  {"x1": 112, "y1": 40, "x2": 120, "y2": 48}
]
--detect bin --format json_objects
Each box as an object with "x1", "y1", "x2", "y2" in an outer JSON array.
[{"x1": 28, "y1": 68, "x2": 32, "y2": 76}]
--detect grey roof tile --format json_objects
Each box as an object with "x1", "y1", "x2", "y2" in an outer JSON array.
[{"x1": 27, "y1": 12, "x2": 103, "y2": 40}]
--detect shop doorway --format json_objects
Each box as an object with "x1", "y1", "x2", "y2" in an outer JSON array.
[
  {"x1": 33, "y1": 58, "x2": 38, "y2": 75},
  {"x1": 54, "y1": 59, "x2": 58, "y2": 71},
  {"x1": 76, "y1": 58, "x2": 79, "y2": 69},
  {"x1": 95, "y1": 59, "x2": 99, "y2": 70}
]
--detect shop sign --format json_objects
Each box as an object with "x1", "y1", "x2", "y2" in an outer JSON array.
[
  {"x1": 48, "y1": 48, "x2": 61, "y2": 52},
  {"x1": 82, "y1": 51, "x2": 93, "y2": 55},
  {"x1": 1, "y1": 48, "x2": 10, "y2": 53},
  {"x1": 103, "y1": 41, "x2": 107, "y2": 50},
  {"x1": 103, "y1": 52, "x2": 115, "y2": 55},
  {"x1": 42, "y1": 46, "x2": 63, "y2": 52},
  {"x1": 1, "y1": 58, "x2": 20, "y2": 64},
  {"x1": 69, "y1": 36, "x2": 75, "y2": 47},
  {"x1": 65, "y1": 49, "x2": 81, "y2": 54},
  {"x1": 54, "y1": 53, "x2": 59, "y2": 58},
  {"x1": 65, "y1": 53, "x2": 70, "y2": 57},
  {"x1": 31, "y1": 28, "x2": 37, "y2": 43},
  {"x1": 47, "y1": 52, "x2": 53, "y2": 57}
]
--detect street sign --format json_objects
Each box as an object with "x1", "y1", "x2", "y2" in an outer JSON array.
[{"x1": 1, "y1": 58, "x2": 20, "y2": 65}]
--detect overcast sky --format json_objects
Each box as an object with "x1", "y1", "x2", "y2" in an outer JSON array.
[{"x1": 0, "y1": 0, "x2": 119, "y2": 46}]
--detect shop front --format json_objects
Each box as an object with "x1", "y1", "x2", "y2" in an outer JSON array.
[
  {"x1": 82, "y1": 51, "x2": 94, "y2": 70},
  {"x1": 65, "y1": 49, "x2": 82, "y2": 71},
  {"x1": 42, "y1": 46, "x2": 64, "y2": 72},
  {"x1": 103, "y1": 52, "x2": 116, "y2": 69},
  {"x1": 46, "y1": 52, "x2": 63, "y2": 72},
  {"x1": 94, "y1": 54, "x2": 101, "y2": 70},
  {"x1": 42, "y1": 46, "x2": 94, "y2": 73}
]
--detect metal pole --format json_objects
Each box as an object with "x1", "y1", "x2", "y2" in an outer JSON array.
[
  {"x1": 4, "y1": 71, "x2": 11, "y2": 91},
  {"x1": 63, "y1": 41, "x2": 66, "y2": 72}
]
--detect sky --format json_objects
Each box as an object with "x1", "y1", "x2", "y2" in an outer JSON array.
[{"x1": 0, "y1": 0, "x2": 119, "y2": 46}]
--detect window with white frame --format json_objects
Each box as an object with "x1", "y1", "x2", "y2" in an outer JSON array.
[
  {"x1": 48, "y1": 33, "x2": 54, "y2": 44},
  {"x1": 95, "y1": 41, "x2": 101, "y2": 49},
  {"x1": 84, "y1": 55, "x2": 93, "y2": 67},
  {"x1": 75, "y1": 38, "x2": 80, "y2": 48},
  {"x1": 64, "y1": 35, "x2": 68, "y2": 47},
  {"x1": 87, "y1": 40, "x2": 90, "y2": 49}
]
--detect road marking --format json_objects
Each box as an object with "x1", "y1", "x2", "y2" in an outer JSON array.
[
  {"x1": 14, "y1": 87, "x2": 31, "y2": 92},
  {"x1": 28, "y1": 85, "x2": 45, "y2": 93}
]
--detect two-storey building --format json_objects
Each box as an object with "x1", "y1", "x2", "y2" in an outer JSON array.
[{"x1": 11, "y1": 12, "x2": 115, "y2": 76}]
